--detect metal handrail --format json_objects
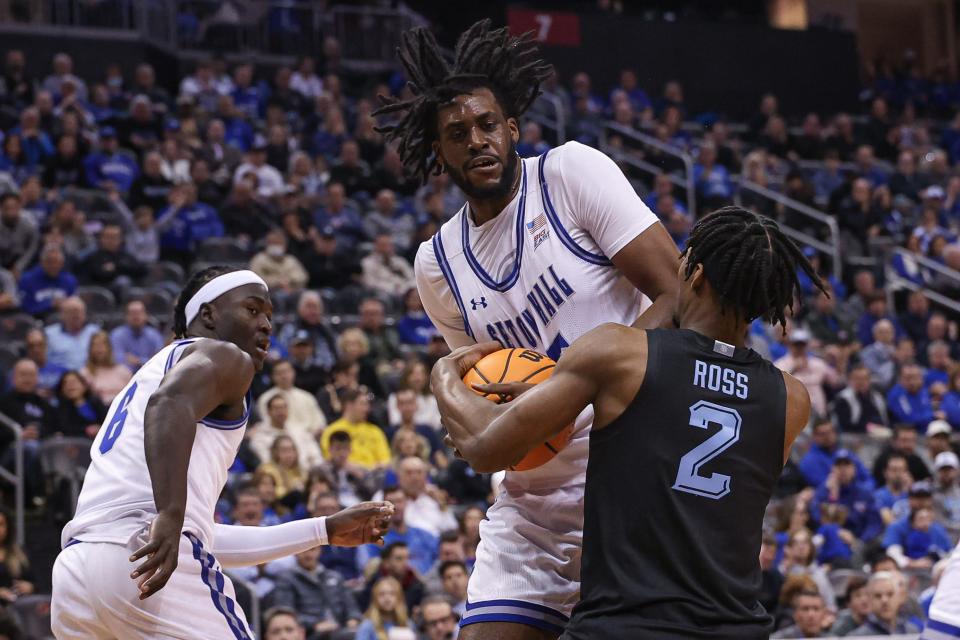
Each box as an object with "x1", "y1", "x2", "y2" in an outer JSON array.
[
  {"x1": 525, "y1": 112, "x2": 562, "y2": 148},
  {"x1": 0, "y1": 412, "x2": 25, "y2": 548},
  {"x1": 602, "y1": 121, "x2": 697, "y2": 215},
  {"x1": 886, "y1": 274, "x2": 960, "y2": 315},
  {"x1": 538, "y1": 91, "x2": 567, "y2": 144},
  {"x1": 735, "y1": 178, "x2": 843, "y2": 281},
  {"x1": 892, "y1": 246, "x2": 960, "y2": 284}
]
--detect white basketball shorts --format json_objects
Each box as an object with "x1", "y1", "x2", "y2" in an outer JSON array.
[
  {"x1": 461, "y1": 480, "x2": 585, "y2": 636},
  {"x1": 52, "y1": 532, "x2": 253, "y2": 639},
  {"x1": 923, "y1": 544, "x2": 960, "y2": 639}
]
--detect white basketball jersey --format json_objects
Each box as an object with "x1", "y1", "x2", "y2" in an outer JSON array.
[
  {"x1": 62, "y1": 338, "x2": 250, "y2": 549},
  {"x1": 416, "y1": 142, "x2": 659, "y2": 489}
]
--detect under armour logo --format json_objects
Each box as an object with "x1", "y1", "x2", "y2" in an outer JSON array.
[{"x1": 471, "y1": 297, "x2": 487, "y2": 310}]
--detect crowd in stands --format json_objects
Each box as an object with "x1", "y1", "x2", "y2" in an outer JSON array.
[{"x1": 0, "y1": 32, "x2": 956, "y2": 638}]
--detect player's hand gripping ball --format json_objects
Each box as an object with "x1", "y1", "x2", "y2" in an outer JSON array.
[{"x1": 462, "y1": 348, "x2": 574, "y2": 471}]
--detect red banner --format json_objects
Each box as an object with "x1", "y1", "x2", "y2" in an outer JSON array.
[{"x1": 507, "y1": 8, "x2": 581, "y2": 47}]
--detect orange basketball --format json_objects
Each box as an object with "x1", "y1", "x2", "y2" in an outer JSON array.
[{"x1": 462, "y1": 348, "x2": 574, "y2": 471}]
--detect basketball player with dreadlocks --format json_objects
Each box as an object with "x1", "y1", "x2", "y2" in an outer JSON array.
[
  {"x1": 375, "y1": 20, "x2": 680, "y2": 639},
  {"x1": 434, "y1": 207, "x2": 820, "y2": 639},
  {"x1": 51, "y1": 266, "x2": 393, "y2": 639}
]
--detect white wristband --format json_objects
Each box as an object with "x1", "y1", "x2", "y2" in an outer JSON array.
[{"x1": 317, "y1": 516, "x2": 329, "y2": 546}]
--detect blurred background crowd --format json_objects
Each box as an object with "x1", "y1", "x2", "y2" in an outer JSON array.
[{"x1": 0, "y1": 0, "x2": 957, "y2": 639}]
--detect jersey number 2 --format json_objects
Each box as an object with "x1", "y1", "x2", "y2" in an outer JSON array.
[
  {"x1": 672, "y1": 400, "x2": 741, "y2": 500},
  {"x1": 99, "y1": 382, "x2": 138, "y2": 455}
]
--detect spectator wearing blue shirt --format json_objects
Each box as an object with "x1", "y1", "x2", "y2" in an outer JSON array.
[
  {"x1": 913, "y1": 201, "x2": 955, "y2": 255},
  {"x1": 570, "y1": 71, "x2": 605, "y2": 115},
  {"x1": 924, "y1": 341, "x2": 952, "y2": 389},
  {"x1": 883, "y1": 484, "x2": 952, "y2": 570},
  {"x1": 799, "y1": 420, "x2": 873, "y2": 490},
  {"x1": 900, "y1": 507, "x2": 953, "y2": 562},
  {"x1": 810, "y1": 450, "x2": 884, "y2": 542},
  {"x1": 855, "y1": 144, "x2": 889, "y2": 187},
  {"x1": 357, "y1": 486, "x2": 438, "y2": 576},
  {"x1": 109, "y1": 300, "x2": 164, "y2": 372},
  {"x1": 943, "y1": 372, "x2": 960, "y2": 429},
  {"x1": 660, "y1": 196, "x2": 692, "y2": 250},
  {"x1": 215, "y1": 95, "x2": 255, "y2": 152},
  {"x1": 815, "y1": 503, "x2": 854, "y2": 566},
  {"x1": 23, "y1": 328, "x2": 66, "y2": 397},
  {"x1": 887, "y1": 364, "x2": 936, "y2": 430},
  {"x1": 892, "y1": 236, "x2": 930, "y2": 288},
  {"x1": 397, "y1": 288, "x2": 436, "y2": 346},
  {"x1": 18, "y1": 244, "x2": 77, "y2": 318},
  {"x1": 311, "y1": 491, "x2": 364, "y2": 582},
  {"x1": 610, "y1": 69, "x2": 652, "y2": 113},
  {"x1": 313, "y1": 182, "x2": 366, "y2": 250},
  {"x1": 516, "y1": 121, "x2": 551, "y2": 159},
  {"x1": 11, "y1": 107, "x2": 53, "y2": 168},
  {"x1": 873, "y1": 452, "x2": 911, "y2": 525},
  {"x1": 812, "y1": 151, "x2": 845, "y2": 203},
  {"x1": 83, "y1": 127, "x2": 139, "y2": 192},
  {"x1": 644, "y1": 173, "x2": 687, "y2": 217},
  {"x1": 693, "y1": 143, "x2": 733, "y2": 210},
  {"x1": 44, "y1": 296, "x2": 100, "y2": 371},
  {"x1": 797, "y1": 248, "x2": 846, "y2": 300},
  {"x1": 857, "y1": 294, "x2": 902, "y2": 346},
  {"x1": 230, "y1": 63, "x2": 264, "y2": 122},
  {"x1": 156, "y1": 183, "x2": 224, "y2": 265}
]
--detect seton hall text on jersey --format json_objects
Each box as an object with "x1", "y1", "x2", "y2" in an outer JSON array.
[{"x1": 482, "y1": 265, "x2": 575, "y2": 349}]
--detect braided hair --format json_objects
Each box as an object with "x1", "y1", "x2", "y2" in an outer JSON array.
[
  {"x1": 373, "y1": 19, "x2": 553, "y2": 184},
  {"x1": 682, "y1": 206, "x2": 825, "y2": 329},
  {"x1": 172, "y1": 265, "x2": 239, "y2": 338}
]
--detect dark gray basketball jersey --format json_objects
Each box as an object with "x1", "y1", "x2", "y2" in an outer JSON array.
[{"x1": 564, "y1": 328, "x2": 787, "y2": 640}]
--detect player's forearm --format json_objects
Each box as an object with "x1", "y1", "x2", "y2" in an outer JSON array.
[
  {"x1": 143, "y1": 394, "x2": 198, "y2": 519},
  {"x1": 631, "y1": 290, "x2": 678, "y2": 329},
  {"x1": 211, "y1": 518, "x2": 328, "y2": 568}
]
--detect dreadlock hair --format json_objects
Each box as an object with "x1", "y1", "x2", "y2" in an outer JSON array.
[
  {"x1": 373, "y1": 19, "x2": 553, "y2": 184},
  {"x1": 681, "y1": 206, "x2": 825, "y2": 330},
  {"x1": 172, "y1": 265, "x2": 239, "y2": 338}
]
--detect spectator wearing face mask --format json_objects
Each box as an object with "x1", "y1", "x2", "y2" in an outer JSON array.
[{"x1": 249, "y1": 228, "x2": 309, "y2": 295}]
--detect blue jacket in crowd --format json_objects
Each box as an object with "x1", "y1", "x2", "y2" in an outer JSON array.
[
  {"x1": 799, "y1": 444, "x2": 873, "y2": 490},
  {"x1": 811, "y1": 481, "x2": 883, "y2": 542},
  {"x1": 18, "y1": 266, "x2": 77, "y2": 316},
  {"x1": 158, "y1": 203, "x2": 224, "y2": 252},
  {"x1": 886, "y1": 384, "x2": 935, "y2": 431},
  {"x1": 83, "y1": 151, "x2": 140, "y2": 192}
]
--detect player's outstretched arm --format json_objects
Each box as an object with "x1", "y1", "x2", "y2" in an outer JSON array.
[
  {"x1": 210, "y1": 501, "x2": 394, "y2": 569},
  {"x1": 781, "y1": 371, "x2": 812, "y2": 466},
  {"x1": 433, "y1": 325, "x2": 629, "y2": 472},
  {"x1": 131, "y1": 341, "x2": 254, "y2": 600}
]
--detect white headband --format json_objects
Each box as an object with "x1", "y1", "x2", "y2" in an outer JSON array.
[{"x1": 184, "y1": 270, "x2": 269, "y2": 326}]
